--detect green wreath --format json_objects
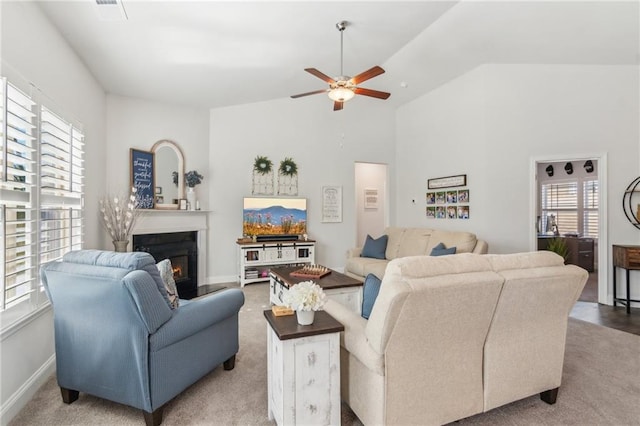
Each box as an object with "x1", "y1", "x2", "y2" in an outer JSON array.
[
  {"x1": 253, "y1": 155, "x2": 273, "y2": 175},
  {"x1": 279, "y1": 157, "x2": 298, "y2": 176}
]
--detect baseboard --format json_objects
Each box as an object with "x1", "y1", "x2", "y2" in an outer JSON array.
[
  {"x1": 0, "y1": 354, "x2": 55, "y2": 426},
  {"x1": 205, "y1": 275, "x2": 238, "y2": 285}
]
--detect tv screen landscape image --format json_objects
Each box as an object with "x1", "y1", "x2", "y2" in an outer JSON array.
[{"x1": 243, "y1": 197, "x2": 307, "y2": 237}]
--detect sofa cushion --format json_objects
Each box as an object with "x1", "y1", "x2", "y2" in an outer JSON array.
[
  {"x1": 361, "y1": 234, "x2": 388, "y2": 259},
  {"x1": 426, "y1": 230, "x2": 477, "y2": 254},
  {"x1": 346, "y1": 257, "x2": 388, "y2": 279},
  {"x1": 384, "y1": 227, "x2": 407, "y2": 260},
  {"x1": 361, "y1": 274, "x2": 382, "y2": 319},
  {"x1": 156, "y1": 259, "x2": 179, "y2": 309},
  {"x1": 430, "y1": 242, "x2": 457, "y2": 256},
  {"x1": 396, "y1": 228, "x2": 434, "y2": 258}
]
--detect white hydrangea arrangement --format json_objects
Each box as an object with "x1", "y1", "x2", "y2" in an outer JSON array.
[
  {"x1": 99, "y1": 188, "x2": 140, "y2": 242},
  {"x1": 283, "y1": 280, "x2": 327, "y2": 312}
]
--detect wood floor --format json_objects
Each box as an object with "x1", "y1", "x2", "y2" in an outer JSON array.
[{"x1": 570, "y1": 271, "x2": 640, "y2": 336}]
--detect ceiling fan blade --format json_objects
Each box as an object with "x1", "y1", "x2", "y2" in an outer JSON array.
[
  {"x1": 290, "y1": 89, "x2": 329, "y2": 99},
  {"x1": 305, "y1": 68, "x2": 336, "y2": 84},
  {"x1": 351, "y1": 66, "x2": 385, "y2": 85},
  {"x1": 333, "y1": 101, "x2": 344, "y2": 111},
  {"x1": 354, "y1": 87, "x2": 391, "y2": 100}
]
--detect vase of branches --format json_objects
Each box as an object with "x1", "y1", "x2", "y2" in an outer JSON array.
[{"x1": 99, "y1": 188, "x2": 140, "y2": 252}]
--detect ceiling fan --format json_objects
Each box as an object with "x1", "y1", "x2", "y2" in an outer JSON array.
[{"x1": 291, "y1": 21, "x2": 391, "y2": 111}]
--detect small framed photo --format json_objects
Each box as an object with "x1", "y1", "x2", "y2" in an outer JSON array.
[
  {"x1": 446, "y1": 190, "x2": 458, "y2": 204},
  {"x1": 426, "y1": 207, "x2": 436, "y2": 218},
  {"x1": 458, "y1": 206, "x2": 470, "y2": 219},
  {"x1": 447, "y1": 206, "x2": 457, "y2": 219},
  {"x1": 435, "y1": 206, "x2": 446, "y2": 219},
  {"x1": 426, "y1": 192, "x2": 436, "y2": 205},
  {"x1": 156, "y1": 195, "x2": 164, "y2": 204},
  {"x1": 458, "y1": 189, "x2": 470, "y2": 203},
  {"x1": 436, "y1": 192, "x2": 446, "y2": 204},
  {"x1": 179, "y1": 199, "x2": 188, "y2": 210},
  {"x1": 155, "y1": 186, "x2": 162, "y2": 195}
]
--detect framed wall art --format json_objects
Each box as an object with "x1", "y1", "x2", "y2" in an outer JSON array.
[
  {"x1": 322, "y1": 185, "x2": 343, "y2": 223},
  {"x1": 428, "y1": 174, "x2": 467, "y2": 189},
  {"x1": 364, "y1": 188, "x2": 379, "y2": 209},
  {"x1": 130, "y1": 148, "x2": 155, "y2": 209}
]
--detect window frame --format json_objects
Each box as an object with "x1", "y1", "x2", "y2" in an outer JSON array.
[{"x1": 0, "y1": 76, "x2": 85, "y2": 329}]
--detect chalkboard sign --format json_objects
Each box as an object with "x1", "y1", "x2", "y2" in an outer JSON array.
[{"x1": 130, "y1": 148, "x2": 155, "y2": 209}]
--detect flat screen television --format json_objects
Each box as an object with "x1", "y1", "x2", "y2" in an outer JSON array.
[{"x1": 243, "y1": 197, "x2": 307, "y2": 240}]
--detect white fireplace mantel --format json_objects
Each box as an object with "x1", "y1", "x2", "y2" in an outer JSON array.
[{"x1": 132, "y1": 210, "x2": 209, "y2": 288}]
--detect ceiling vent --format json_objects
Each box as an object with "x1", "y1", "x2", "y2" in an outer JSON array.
[{"x1": 95, "y1": 0, "x2": 128, "y2": 21}]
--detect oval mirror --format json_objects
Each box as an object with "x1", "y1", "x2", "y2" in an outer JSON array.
[{"x1": 151, "y1": 140, "x2": 184, "y2": 207}]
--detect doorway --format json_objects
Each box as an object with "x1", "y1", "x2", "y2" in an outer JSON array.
[
  {"x1": 531, "y1": 154, "x2": 608, "y2": 304},
  {"x1": 354, "y1": 162, "x2": 389, "y2": 247}
]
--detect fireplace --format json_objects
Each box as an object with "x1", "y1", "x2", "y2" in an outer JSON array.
[{"x1": 133, "y1": 231, "x2": 198, "y2": 299}]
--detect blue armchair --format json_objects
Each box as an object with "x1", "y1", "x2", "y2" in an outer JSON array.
[{"x1": 41, "y1": 250, "x2": 245, "y2": 426}]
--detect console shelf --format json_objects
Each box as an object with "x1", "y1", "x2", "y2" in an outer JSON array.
[{"x1": 236, "y1": 240, "x2": 315, "y2": 287}]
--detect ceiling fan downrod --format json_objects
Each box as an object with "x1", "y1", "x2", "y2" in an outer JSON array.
[{"x1": 336, "y1": 21, "x2": 347, "y2": 77}]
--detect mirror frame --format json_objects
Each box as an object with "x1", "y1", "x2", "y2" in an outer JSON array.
[{"x1": 151, "y1": 139, "x2": 185, "y2": 204}]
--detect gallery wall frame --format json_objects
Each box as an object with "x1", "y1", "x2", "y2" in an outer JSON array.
[{"x1": 427, "y1": 174, "x2": 467, "y2": 189}]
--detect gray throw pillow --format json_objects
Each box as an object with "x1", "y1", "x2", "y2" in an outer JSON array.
[
  {"x1": 430, "y1": 242, "x2": 457, "y2": 256},
  {"x1": 361, "y1": 234, "x2": 388, "y2": 259},
  {"x1": 156, "y1": 259, "x2": 179, "y2": 309}
]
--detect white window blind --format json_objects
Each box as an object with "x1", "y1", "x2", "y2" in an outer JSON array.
[
  {"x1": 0, "y1": 76, "x2": 85, "y2": 324},
  {"x1": 541, "y1": 178, "x2": 599, "y2": 238},
  {"x1": 1, "y1": 79, "x2": 38, "y2": 311},
  {"x1": 40, "y1": 106, "x2": 84, "y2": 264},
  {"x1": 541, "y1": 182, "x2": 578, "y2": 235},
  {"x1": 583, "y1": 180, "x2": 598, "y2": 238}
]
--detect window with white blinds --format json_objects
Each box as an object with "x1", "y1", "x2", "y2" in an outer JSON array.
[
  {"x1": 40, "y1": 107, "x2": 84, "y2": 265},
  {"x1": 583, "y1": 180, "x2": 598, "y2": 238},
  {"x1": 1, "y1": 79, "x2": 38, "y2": 312},
  {"x1": 541, "y1": 179, "x2": 598, "y2": 238},
  {"x1": 0, "y1": 77, "x2": 85, "y2": 323}
]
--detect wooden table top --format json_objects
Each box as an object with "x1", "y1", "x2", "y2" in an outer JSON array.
[
  {"x1": 270, "y1": 266, "x2": 363, "y2": 290},
  {"x1": 263, "y1": 309, "x2": 344, "y2": 340}
]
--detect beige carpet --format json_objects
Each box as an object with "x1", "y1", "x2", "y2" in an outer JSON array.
[{"x1": 9, "y1": 282, "x2": 640, "y2": 426}]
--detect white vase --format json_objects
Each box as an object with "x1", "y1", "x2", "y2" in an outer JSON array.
[
  {"x1": 187, "y1": 187, "x2": 197, "y2": 210},
  {"x1": 296, "y1": 309, "x2": 315, "y2": 326}
]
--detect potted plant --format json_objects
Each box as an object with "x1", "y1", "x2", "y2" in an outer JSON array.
[
  {"x1": 282, "y1": 280, "x2": 327, "y2": 325},
  {"x1": 547, "y1": 237, "x2": 569, "y2": 263},
  {"x1": 184, "y1": 170, "x2": 203, "y2": 210}
]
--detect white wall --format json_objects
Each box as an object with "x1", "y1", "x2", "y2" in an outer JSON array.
[
  {"x1": 0, "y1": 2, "x2": 106, "y2": 423},
  {"x1": 396, "y1": 64, "x2": 640, "y2": 301},
  {"x1": 396, "y1": 66, "x2": 488, "y2": 234},
  {"x1": 105, "y1": 95, "x2": 210, "y2": 210},
  {"x1": 209, "y1": 97, "x2": 396, "y2": 280},
  {"x1": 355, "y1": 162, "x2": 388, "y2": 245}
]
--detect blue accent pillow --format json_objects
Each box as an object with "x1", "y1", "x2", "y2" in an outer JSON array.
[
  {"x1": 361, "y1": 234, "x2": 388, "y2": 259},
  {"x1": 430, "y1": 242, "x2": 457, "y2": 256},
  {"x1": 361, "y1": 273, "x2": 382, "y2": 319}
]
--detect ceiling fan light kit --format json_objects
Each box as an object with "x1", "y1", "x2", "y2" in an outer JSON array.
[{"x1": 291, "y1": 21, "x2": 390, "y2": 111}]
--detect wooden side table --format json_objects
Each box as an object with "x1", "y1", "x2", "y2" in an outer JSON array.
[
  {"x1": 264, "y1": 309, "x2": 344, "y2": 425},
  {"x1": 612, "y1": 245, "x2": 640, "y2": 314}
]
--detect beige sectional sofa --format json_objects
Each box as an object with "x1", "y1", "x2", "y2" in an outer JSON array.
[
  {"x1": 345, "y1": 227, "x2": 489, "y2": 280},
  {"x1": 325, "y1": 251, "x2": 587, "y2": 425}
]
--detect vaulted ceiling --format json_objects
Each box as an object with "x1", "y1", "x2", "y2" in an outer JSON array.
[{"x1": 37, "y1": 1, "x2": 639, "y2": 110}]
